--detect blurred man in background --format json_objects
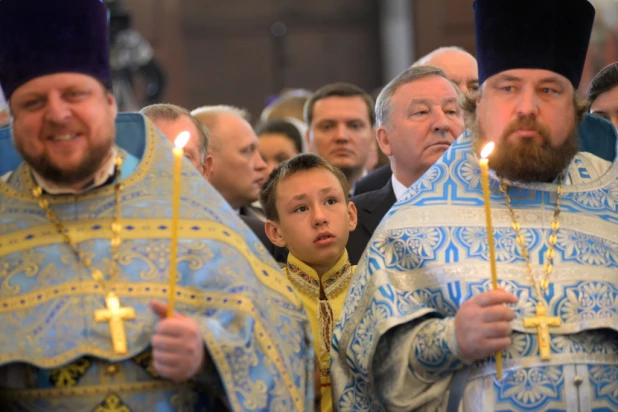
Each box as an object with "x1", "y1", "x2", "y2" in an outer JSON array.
[
  {"x1": 413, "y1": 46, "x2": 479, "y2": 96},
  {"x1": 144, "y1": 103, "x2": 287, "y2": 262},
  {"x1": 304, "y1": 82, "x2": 375, "y2": 193},
  {"x1": 141, "y1": 103, "x2": 211, "y2": 177},
  {"x1": 588, "y1": 62, "x2": 618, "y2": 131},
  {"x1": 192, "y1": 105, "x2": 267, "y2": 217}
]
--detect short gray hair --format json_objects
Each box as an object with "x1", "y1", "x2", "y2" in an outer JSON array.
[
  {"x1": 376, "y1": 66, "x2": 458, "y2": 128},
  {"x1": 141, "y1": 103, "x2": 210, "y2": 163}
]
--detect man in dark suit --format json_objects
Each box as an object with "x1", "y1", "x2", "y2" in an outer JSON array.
[
  {"x1": 351, "y1": 163, "x2": 392, "y2": 196},
  {"x1": 347, "y1": 177, "x2": 396, "y2": 264},
  {"x1": 347, "y1": 66, "x2": 465, "y2": 264},
  {"x1": 352, "y1": 47, "x2": 479, "y2": 197}
]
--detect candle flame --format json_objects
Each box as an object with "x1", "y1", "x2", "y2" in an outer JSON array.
[
  {"x1": 174, "y1": 131, "x2": 190, "y2": 149},
  {"x1": 480, "y1": 142, "x2": 495, "y2": 159}
]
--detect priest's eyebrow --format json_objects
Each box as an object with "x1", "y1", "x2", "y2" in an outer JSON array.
[{"x1": 537, "y1": 77, "x2": 568, "y2": 89}]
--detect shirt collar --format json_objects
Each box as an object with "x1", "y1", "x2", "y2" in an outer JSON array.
[{"x1": 391, "y1": 173, "x2": 409, "y2": 201}]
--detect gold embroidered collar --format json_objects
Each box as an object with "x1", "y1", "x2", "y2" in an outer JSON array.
[{"x1": 286, "y1": 251, "x2": 354, "y2": 300}]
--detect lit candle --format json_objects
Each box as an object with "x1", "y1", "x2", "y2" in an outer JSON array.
[
  {"x1": 480, "y1": 142, "x2": 498, "y2": 288},
  {"x1": 479, "y1": 141, "x2": 502, "y2": 379},
  {"x1": 168, "y1": 131, "x2": 190, "y2": 317}
]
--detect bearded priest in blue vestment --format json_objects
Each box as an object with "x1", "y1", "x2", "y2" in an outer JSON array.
[
  {"x1": 331, "y1": 1, "x2": 618, "y2": 411},
  {"x1": 0, "y1": 1, "x2": 314, "y2": 411}
]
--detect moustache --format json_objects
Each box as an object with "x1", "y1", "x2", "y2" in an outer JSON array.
[{"x1": 502, "y1": 116, "x2": 550, "y2": 141}]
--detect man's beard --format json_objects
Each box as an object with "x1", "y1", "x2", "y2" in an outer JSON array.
[
  {"x1": 471, "y1": 115, "x2": 579, "y2": 183},
  {"x1": 17, "y1": 135, "x2": 115, "y2": 187}
]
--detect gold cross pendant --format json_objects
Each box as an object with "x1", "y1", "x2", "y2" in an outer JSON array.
[
  {"x1": 94, "y1": 292, "x2": 136, "y2": 354},
  {"x1": 523, "y1": 302, "x2": 561, "y2": 360}
]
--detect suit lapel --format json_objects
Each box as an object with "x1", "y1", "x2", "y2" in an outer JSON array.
[{"x1": 359, "y1": 180, "x2": 396, "y2": 236}]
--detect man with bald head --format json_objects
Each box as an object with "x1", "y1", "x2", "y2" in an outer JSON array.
[
  {"x1": 147, "y1": 104, "x2": 286, "y2": 262},
  {"x1": 141, "y1": 103, "x2": 212, "y2": 177},
  {"x1": 192, "y1": 105, "x2": 267, "y2": 215},
  {"x1": 413, "y1": 46, "x2": 479, "y2": 96}
]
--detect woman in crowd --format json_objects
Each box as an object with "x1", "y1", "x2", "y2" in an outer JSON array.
[{"x1": 588, "y1": 62, "x2": 618, "y2": 130}]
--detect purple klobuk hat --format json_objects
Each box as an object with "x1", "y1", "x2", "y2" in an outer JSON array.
[
  {"x1": 474, "y1": 0, "x2": 595, "y2": 88},
  {"x1": 0, "y1": 0, "x2": 111, "y2": 99}
]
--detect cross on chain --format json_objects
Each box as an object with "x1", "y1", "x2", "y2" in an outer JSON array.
[
  {"x1": 94, "y1": 292, "x2": 136, "y2": 354},
  {"x1": 523, "y1": 302, "x2": 561, "y2": 360}
]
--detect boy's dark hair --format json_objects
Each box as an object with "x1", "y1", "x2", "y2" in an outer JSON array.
[
  {"x1": 255, "y1": 119, "x2": 303, "y2": 154},
  {"x1": 587, "y1": 62, "x2": 618, "y2": 105},
  {"x1": 259, "y1": 153, "x2": 349, "y2": 222},
  {"x1": 303, "y1": 82, "x2": 375, "y2": 127}
]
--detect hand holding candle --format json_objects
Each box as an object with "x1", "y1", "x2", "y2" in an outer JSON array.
[
  {"x1": 168, "y1": 131, "x2": 190, "y2": 318},
  {"x1": 479, "y1": 142, "x2": 502, "y2": 379}
]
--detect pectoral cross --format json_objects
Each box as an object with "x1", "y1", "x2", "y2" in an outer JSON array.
[
  {"x1": 94, "y1": 292, "x2": 136, "y2": 354},
  {"x1": 523, "y1": 302, "x2": 561, "y2": 360}
]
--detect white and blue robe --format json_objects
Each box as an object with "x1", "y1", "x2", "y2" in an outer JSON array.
[
  {"x1": 331, "y1": 115, "x2": 618, "y2": 411},
  {"x1": 0, "y1": 113, "x2": 314, "y2": 412}
]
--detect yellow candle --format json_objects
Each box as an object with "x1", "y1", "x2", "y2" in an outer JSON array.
[
  {"x1": 480, "y1": 142, "x2": 498, "y2": 289},
  {"x1": 479, "y1": 142, "x2": 502, "y2": 379},
  {"x1": 168, "y1": 131, "x2": 190, "y2": 318}
]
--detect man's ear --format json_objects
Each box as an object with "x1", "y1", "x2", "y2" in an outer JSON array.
[
  {"x1": 347, "y1": 201, "x2": 358, "y2": 232},
  {"x1": 107, "y1": 92, "x2": 118, "y2": 118},
  {"x1": 376, "y1": 126, "x2": 392, "y2": 157},
  {"x1": 205, "y1": 155, "x2": 217, "y2": 181},
  {"x1": 202, "y1": 155, "x2": 213, "y2": 178},
  {"x1": 265, "y1": 219, "x2": 287, "y2": 248}
]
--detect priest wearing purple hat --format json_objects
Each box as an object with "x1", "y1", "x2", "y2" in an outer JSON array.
[
  {"x1": 331, "y1": 0, "x2": 618, "y2": 411},
  {"x1": 0, "y1": 1, "x2": 314, "y2": 411}
]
